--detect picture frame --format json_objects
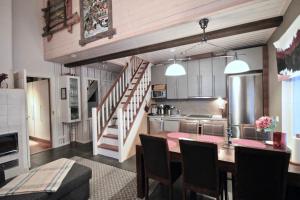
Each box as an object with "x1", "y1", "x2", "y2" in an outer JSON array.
[
  {"x1": 79, "y1": 0, "x2": 116, "y2": 46},
  {"x1": 61, "y1": 88, "x2": 67, "y2": 100}
]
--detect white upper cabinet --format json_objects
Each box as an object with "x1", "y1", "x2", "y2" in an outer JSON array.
[
  {"x1": 200, "y1": 58, "x2": 213, "y2": 97},
  {"x1": 227, "y1": 46, "x2": 263, "y2": 70},
  {"x1": 167, "y1": 62, "x2": 188, "y2": 99},
  {"x1": 187, "y1": 60, "x2": 200, "y2": 97},
  {"x1": 151, "y1": 64, "x2": 167, "y2": 85},
  {"x1": 212, "y1": 57, "x2": 226, "y2": 98}
]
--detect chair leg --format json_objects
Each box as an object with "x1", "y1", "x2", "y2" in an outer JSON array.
[
  {"x1": 182, "y1": 188, "x2": 186, "y2": 200},
  {"x1": 224, "y1": 173, "x2": 228, "y2": 200},
  {"x1": 145, "y1": 177, "x2": 149, "y2": 200},
  {"x1": 169, "y1": 185, "x2": 173, "y2": 200}
]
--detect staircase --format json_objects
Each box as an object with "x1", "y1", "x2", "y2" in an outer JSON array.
[{"x1": 92, "y1": 56, "x2": 152, "y2": 161}]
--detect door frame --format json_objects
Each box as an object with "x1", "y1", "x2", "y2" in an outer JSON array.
[{"x1": 26, "y1": 76, "x2": 53, "y2": 152}]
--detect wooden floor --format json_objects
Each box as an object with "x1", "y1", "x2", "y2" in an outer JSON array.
[{"x1": 29, "y1": 139, "x2": 51, "y2": 155}]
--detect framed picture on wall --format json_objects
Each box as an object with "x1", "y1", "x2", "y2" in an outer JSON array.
[
  {"x1": 61, "y1": 88, "x2": 67, "y2": 100},
  {"x1": 79, "y1": 0, "x2": 116, "y2": 46}
]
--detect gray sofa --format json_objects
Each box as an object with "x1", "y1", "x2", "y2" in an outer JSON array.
[{"x1": 0, "y1": 163, "x2": 92, "y2": 200}]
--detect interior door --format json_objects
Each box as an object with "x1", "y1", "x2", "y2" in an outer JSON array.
[
  {"x1": 27, "y1": 80, "x2": 51, "y2": 141},
  {"x1": 187, "y1": 60, "x2": 200, "y2": 97}
]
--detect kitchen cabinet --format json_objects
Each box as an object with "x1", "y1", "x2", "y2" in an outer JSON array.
[
  {"x1": 149, "y1": 117, "x2": 163, "y2": 134},
  {"x1": 187, "y1": 58, "x2": 213, "y2": 97},
  {"x1": 167, "y1": 62, "x2": 188, "y2": 99},
  {"x1": 187, "y1": 60, "x2": 200, "y2": 97},
  {"x1": 227, "y1": 46, "x2": 263, "y2": 70},
  {"x1": 151, "y1": 64, "x2": 167, "y2": 85},
  {"x1": 163, "y1": 119, "x2": 180, "y2": 132},
  {"x1": 212, "y1": 57, "x2": 226, "y2": 98},
  {"x1": 200, "y1": 58, "x2": 213, "y2": 97}
]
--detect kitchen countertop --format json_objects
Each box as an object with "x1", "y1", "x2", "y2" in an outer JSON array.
[{"x1": 148, "y1": 114, "x2": 227, "y2": 121}]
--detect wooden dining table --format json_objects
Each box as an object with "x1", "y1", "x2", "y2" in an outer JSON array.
[{"x1": 135, "y1": 132, "x2": 300, "y2": 198}]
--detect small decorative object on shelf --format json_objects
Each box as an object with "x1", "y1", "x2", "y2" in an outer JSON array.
[
  {"x1": 79, "y1": 0, "x2": 116, "y2": 46},
  {"x1": 0, "y1": 73, "x2": 8, "y2": 89},
  {"x1": 42, "y1": 0, "x2": 80, "y2": 41}
]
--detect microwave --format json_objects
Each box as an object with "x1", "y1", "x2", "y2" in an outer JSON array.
[{"x1": 152, "y1": 90, "x2": 167, "y2": 99}]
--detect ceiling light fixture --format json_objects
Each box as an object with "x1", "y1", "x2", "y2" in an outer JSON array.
[
  {"x1": 165, "y1": 59, "x2": 186, "y2": 76},
  {"x1": 224, "y1": 52, "x2": 249, "y2": 74}
]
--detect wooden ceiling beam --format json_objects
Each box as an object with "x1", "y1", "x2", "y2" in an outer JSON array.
[{"x1": 65, "y1": 16, "x2": 283, "y2": 67}]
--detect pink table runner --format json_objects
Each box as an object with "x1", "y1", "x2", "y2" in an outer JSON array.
[
  {"x1": 197, "y1": 135, "x2": 224, "y2": 144},
  {"x1": 232, "y1": 138, "x2": 266, "y2": 149},
  {"x1": 167, "y1": 132, "x2": 191, "y2": 139}
]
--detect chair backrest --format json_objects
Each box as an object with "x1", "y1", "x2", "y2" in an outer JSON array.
[
  {"x1": 179, "y1": 139, "x2": 219, "y2": 196},
  {"x1": 240, "y1": 124, "x2": 271, "y2": 141},
  {"x1": 240, "y1": 124, "x2": 257, "y2": 140},
  {"x1": 179, "y1": 120, "x2": 199, "y2": 134},
  {"x1": 202, "y1": 123, "x2": 224, "y2": 136},
  {"x1": 139, "y1": 134, "x2": 170, "y2": 180},
  {"x1": 235, "y1": 146, "x2": 290, "y2": 200}
]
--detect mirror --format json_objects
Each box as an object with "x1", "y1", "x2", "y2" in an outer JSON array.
[{"x1": 87, "y1": 79, "x2": 99, "y2": 118}]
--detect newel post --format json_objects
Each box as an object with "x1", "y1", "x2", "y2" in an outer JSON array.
[{"x1": 92, "y1": 108, "x2": 98, "y2": 155}]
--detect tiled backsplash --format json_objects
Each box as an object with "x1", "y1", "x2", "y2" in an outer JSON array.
[{"x1": 152, "y1": 99, "x2": 223, "y2": 115}]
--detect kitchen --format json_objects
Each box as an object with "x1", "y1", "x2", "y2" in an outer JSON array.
[{"x1": 147, "y1": 46, "x2": 267, "y2": 138}]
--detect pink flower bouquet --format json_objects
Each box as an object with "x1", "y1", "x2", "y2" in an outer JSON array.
[{"x1": 256, "y1": 116, "x2": 276, "y2": 132}]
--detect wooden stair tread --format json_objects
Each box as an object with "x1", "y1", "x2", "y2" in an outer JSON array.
[
  {"x1": 98, "y1": 143, "x2": 118, "y2": 152},
  {"x1": 108, "y1": 125, "x2": 118, "y2": 129},
  {"x1": 103, "y1": 134, "x2": 118, "y2": 139}
]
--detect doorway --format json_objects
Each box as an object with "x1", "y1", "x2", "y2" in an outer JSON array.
[{"x1": 26, "y1": 77, "x2": 52, "y2": 154}]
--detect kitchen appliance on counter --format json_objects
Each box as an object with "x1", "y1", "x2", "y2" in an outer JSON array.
[
  {"x1": 152, "y1": 84, "x2": 167, "y2": 99},
  {"x1": 228, "y1": 72, "x2": 263, "y2": 138},
  {"x1": 157, "y1": 104, "x2": 165, "y2": 115},
  {"x1": 149, "y1": 104, "x2": 158, "y2": 115}
]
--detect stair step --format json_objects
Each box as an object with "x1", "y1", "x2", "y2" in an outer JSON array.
[
  {"x1": 108, "y1": 125, "x2": 118, "y2": 129},
  {"x1": 98, "y1": 143, "x2": 118, "y2": 152},
  {"x1": 103, "y1": 134, "x2": 118, "y2": 140}
]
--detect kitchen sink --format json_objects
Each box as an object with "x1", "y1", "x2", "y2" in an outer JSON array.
[{"x1": 187, "y1": 114, "x2": 212, "y2": 118}]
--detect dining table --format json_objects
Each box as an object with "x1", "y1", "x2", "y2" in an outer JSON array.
[{"x1": 135, "y1": 132, "x2": 300, "y2": 198}]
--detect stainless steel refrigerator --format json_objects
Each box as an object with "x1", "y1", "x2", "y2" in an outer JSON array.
[{"x1": 227, "y1": 72, "x2": 263, "y2": 138}]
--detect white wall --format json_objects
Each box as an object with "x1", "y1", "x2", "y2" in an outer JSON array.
[
  {"x1": 0, "y1": 0, "x2": 13, "y2": 87},
  {"x1": 267, "y1": 0, "x2": 300, "y2": 131}
]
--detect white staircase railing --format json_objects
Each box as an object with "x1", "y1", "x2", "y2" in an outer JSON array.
[
  {"x1": 95, "y1": 57, "x2": 144, "y2": 140},
  {"x1": 118, "y1": 63, "x2": 151, "y2": 147}
]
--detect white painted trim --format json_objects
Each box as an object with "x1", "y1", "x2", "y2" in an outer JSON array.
[{"x1": 92, "y1": 108, "x2": 98, "y2": 155}]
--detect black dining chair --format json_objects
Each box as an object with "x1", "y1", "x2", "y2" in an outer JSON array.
[
  {"x1": 202, "y1": 123, "x2": 225, "y2": 137},
  {"x1": 139, "y1": 134, "x2": 182, "y2": 200},
  {"x1": 179, "y1": 120, "x2": 199, "y2": 134},
  {"x1": 179, "y1": 139, "x2": 224, "y2": 200},
  {"x1": 234, "y1": 146, "x2": 290, "y2": 200},
  {"x1": 240, "y1": 124, "x2": 270, "y2": 141}
]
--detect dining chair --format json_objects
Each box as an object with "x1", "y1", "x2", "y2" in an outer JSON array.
[
  {"x1": 139, "y1": 134, "x2": 182, "y2": 200},
  {"x1": 179, "y1": 120, "x2": 199, "y2": 134},
  {"x1": 179, "y1": 139, "x2": 224, "y2": 200},
  {"x1": 240, "y1": 124, "x2": 271, "y2": 141},
  {"x1": 234, "y1": 146, "x2": 290, "y2": 200},
  {"x1": 202, "y1": 123, "x2": 224, "y2": 136}
]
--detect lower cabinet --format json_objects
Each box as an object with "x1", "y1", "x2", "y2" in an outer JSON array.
[{"x1": 163, "y1": 119, "x2": 180, "y2": 132}]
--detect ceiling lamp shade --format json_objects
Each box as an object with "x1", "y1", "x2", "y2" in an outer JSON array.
[
  {"x1": 165, "y1": 62, "x2": 186, "y2": 76},
  {"x1": 224, "y1": 53, "x2": 250, "y2": 74}
]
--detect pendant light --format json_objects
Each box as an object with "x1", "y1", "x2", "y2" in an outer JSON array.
[
  {"x1": 224, "y1": 52, "x2": 249, "y2": 74},
  {"x1": 165, "y1": 59, "x2": 186, "y2": 76}
]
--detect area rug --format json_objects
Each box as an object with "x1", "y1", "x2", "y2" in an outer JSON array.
[{"x1": 71, "y1": 156, "x2": 141, "y2": 200}]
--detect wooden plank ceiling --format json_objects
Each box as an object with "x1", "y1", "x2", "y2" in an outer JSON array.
[{"x1": 63, "y1": 0, "x2": 291, "y2": 67}]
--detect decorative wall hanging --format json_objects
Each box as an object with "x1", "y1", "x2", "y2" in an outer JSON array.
[
  {"x1": 274, "y1": 15, "x2": 300, "y2": 81},
  {"x1": 79, "y1": 0, "x2": 116, "y2": 46},
  {"x1": 42, "y1": 0, "x2": 80, "y2": 41}
]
